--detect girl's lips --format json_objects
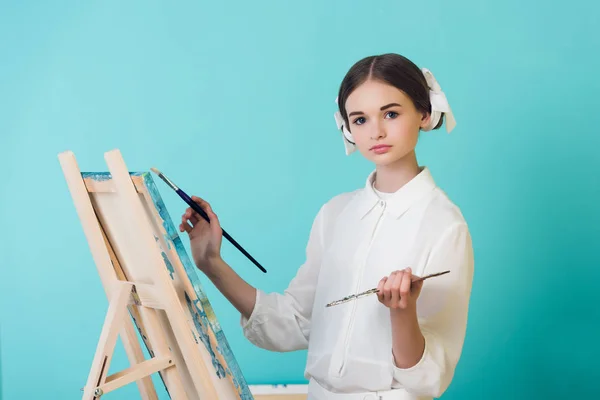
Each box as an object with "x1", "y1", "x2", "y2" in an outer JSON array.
[{"x1": 370, "y1": 145, "x2": 392, "y2": 154}]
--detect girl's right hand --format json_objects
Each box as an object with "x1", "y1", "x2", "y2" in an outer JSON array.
[{"x1": 179, "y1": 196, "x2": 223, "y2": 273}]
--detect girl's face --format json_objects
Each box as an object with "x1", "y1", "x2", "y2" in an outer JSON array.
[{"x1": 344, "y1": 79, "x2": 430, "y2": 166}]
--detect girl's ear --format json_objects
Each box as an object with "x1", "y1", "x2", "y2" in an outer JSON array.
[{"x1": 419, "y1": 112, "x2": 431, "y2": 130}]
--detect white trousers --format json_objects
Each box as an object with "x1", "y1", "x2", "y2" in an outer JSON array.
[{"x1": 307, "y1": 378, "x2": 427, "y2": 400}]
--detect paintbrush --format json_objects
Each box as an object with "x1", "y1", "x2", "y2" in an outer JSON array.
[
  {"x1": 325, "y1": 270, "x2": 450, "y2": 307},
  {"x1": 150, "y1": 167, "x2": 267, "y2": 273}
]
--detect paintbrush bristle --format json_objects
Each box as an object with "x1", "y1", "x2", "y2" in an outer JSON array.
[{"x1": 150, "y1": 167, "x2": 179, "y2": 191}]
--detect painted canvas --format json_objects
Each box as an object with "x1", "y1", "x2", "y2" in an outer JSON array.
[{"x1": 78, "y1": 168, "x2": 253, "y2": 399}]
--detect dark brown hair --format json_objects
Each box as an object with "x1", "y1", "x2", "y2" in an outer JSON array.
[{"x1": 337, "y1": 53, "x2": 444, "y2": 131}]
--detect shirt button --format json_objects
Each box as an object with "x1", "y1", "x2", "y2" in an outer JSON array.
[{"x1": 379, "y1": 200, "x2": 385, "y2": 206}]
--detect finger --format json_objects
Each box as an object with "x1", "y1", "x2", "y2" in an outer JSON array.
[
  {"x1": 180, "y1": 196, "x2": 208, "y2": 220},
  {"x1": 189, "y1": 213, "x2": 200, "y2": 226},
  {"x1": 183, "y1": 206, "x2": 208, "y2": 230},
  {"x1": 399, "y1": 268, "x2": 412, "y2": 308},
  {"x1": 182, "y1": 210, "x2": 192, "y2": 225},
  {"x1": 191, "y1": 196, "x2": 211, "y2": 213},
  {"x1": 377, "y1": 277, "x2": 387, "y2": 303},
  {"x1": 383, "y1": 271, "x2": 397, "y2": 303},
  {"x1": 191, "y1": 196, "x2": 219, "y2": 220},
  {"x1": 181, "y1": 216, "x2": 192, "y2": 233},
  {"x1": 181, "y1": 223, "x2": 192, "y2": 234},
  {"x1": 377, "y1": 276, "x2": 387, "y2": 291},
  {"x1": 390, "y1": 271, "x2": 403, "y2": 308},
  {"x1": 184, "y1": 207, "x2": 202, "y2": 222},
  {"x1": 191, "y1": 195, "x2": 205, "y2": 204},
  {"x1": 182, "y1": 211, "x2": 193, "y2": 228},
  {"x1": 203, "y1": 201, "x2": 222, "y2": 234},
  {"x1": 200, "y1": 198, "x2": 215, "y2": 217}
]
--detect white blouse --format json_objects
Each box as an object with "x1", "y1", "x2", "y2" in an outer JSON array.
[{"x1": 241, "y1": 167, "x2": 474, "y2": 399}]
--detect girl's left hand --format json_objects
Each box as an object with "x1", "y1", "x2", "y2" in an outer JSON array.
[{"x1": 377, "y1": 267, "x2": 424, "y2": 311}]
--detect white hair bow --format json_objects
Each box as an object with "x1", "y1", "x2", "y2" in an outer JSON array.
[
  {"x1": 420, "y1": 68, "x2": 457, "y2": 133},
  {"x1": 333, "y1": 67, "x2": 457, "y2": 155}
]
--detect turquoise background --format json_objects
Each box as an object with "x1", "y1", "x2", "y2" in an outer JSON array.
[{"x1": 1, "y1": 0, "x2": 599, "y2": 399}]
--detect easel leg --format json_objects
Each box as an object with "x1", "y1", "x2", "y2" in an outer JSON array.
[
  {"x1": 82, "y1": 281, "x2": 133, "y2": 399},
  {"x1": 119, "y1": 318, "x2": 158, "y2": 399}
]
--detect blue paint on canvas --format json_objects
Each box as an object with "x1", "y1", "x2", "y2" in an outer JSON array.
[
  {"x1": 81, "y1": 172, "x2": 112, "y2": 181},
  {"x1": 143, "y1": 172, "x2": 179, "y2": 241},
  {"x1": 185, "y1": 293, "x2": 227, "y2": 379},
  {"x1": 81, "y1": 171, "x2": 145, "y2": 181}
]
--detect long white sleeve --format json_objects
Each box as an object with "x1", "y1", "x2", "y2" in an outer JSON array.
[
  {"x1": 392, "y1": 222, "x2": 474, "y2": 397},
  {"x1": 240, "y1": 205, "x2": 325, "y2": 352}
]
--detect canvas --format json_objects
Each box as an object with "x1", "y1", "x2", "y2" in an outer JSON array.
[{"x1": 59, "y1": 149, "x2": 253, "y2": 400}]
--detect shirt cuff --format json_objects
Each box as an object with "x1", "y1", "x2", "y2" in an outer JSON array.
[
  {"x1": 391, "y1": 330, "x2": 443, "y2": 396},
  {"x1": 240, "y1": 289, "x2": 268, "y2": 337}
]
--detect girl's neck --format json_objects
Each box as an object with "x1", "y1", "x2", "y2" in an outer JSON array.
[{"x1": 373, "y1": 150, "x2": 421, "y2": 193}]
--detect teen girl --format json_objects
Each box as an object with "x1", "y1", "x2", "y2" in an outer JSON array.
[{"x1": 179, "y1": 53, "x2": 474, "y2": 400}]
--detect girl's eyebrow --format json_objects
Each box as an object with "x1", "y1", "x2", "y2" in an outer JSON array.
[
  {"x1": 348, "y1": 103, "x2": 402, "y2": 117},
  {"x1": 380, "y1": 103, "x2": 402, "y2": 110}
]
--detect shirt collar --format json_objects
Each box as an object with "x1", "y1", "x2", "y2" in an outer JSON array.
[{"x1": 355, "y1": 167, "x2": 437, "y2": 219}]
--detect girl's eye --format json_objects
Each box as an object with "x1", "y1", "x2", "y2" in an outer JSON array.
[
  {"x1": 385, "y1": 111, "x2": 399, "y2": 119},
  {"x1": 353, "y1": 117, "x2": 366, "y2": 125}
]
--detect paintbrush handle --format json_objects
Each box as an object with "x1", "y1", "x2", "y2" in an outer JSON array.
[
  {"x1": 178, "y1": 189, "x2": 267, "y2": 273},
  {"x1": 221, "y1": 230, "x2": 267, "y2": 273},
  {"x1": 377, "y1": 269, "x2": 451, "y2": 289},
  {"x1": 412, "y1": 270, "x2": 449, "y2": 283}
]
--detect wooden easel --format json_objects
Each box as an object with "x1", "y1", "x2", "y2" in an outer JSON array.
[{"x1": 58, "y1": 149, "x2": 253, "y2": 400}]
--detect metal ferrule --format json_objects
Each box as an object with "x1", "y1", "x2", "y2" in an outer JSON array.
[{"x1": 158, "y1": 173, "x2": 179, "y2": 191}]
